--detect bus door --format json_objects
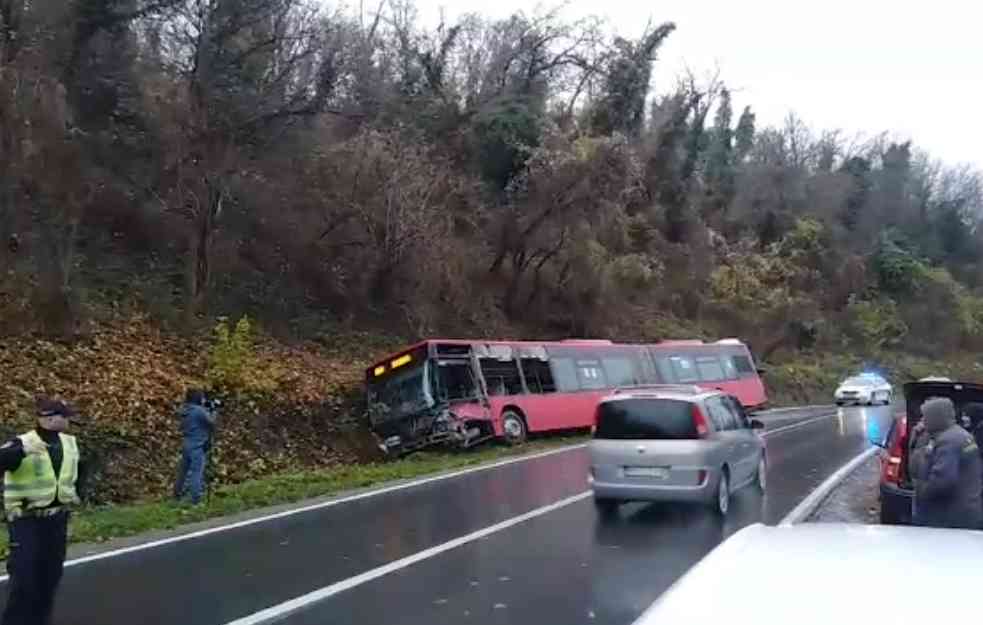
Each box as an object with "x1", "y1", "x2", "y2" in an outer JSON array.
[
  {"x1": 432, "y1": 343, "x2": 490, "y2": 425},
  {"x1": 474, "y1": 344, "x2": 526, "y2": 435},
  {"x1": 514, "y1": 345, "x2": 563, "y2": 432}
]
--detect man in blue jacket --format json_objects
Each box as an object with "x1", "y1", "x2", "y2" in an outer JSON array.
[
  {"x1": 913, "y1": 397, "x2": 983, "y2": 529},
  {"x1": 173, "y1": 390, "x2": 217, "y2": 505}
]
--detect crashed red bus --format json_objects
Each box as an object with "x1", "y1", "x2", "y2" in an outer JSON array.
[{"x1": 365, "y1": 338, "x2": 767, "y2": 454}]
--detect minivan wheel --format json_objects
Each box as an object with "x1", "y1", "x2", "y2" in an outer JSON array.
[
  {"x1": 501, "y1": 410, "x2": 527, "y2": 446},
  {"x1": 755, "y1": 456, "x2": 767, "y2": 492},
  {"x1": 714, "y1": 471, "x2": 730, "y2": 516}
]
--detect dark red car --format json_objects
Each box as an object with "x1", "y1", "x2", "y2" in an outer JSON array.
[{"x1": 877, "y1": 379, "x2": 983, "y2": 524}]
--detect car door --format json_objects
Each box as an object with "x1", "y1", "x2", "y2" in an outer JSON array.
[
  {"x1": 704, "y1": 396, "x2": 743, "y2": 480},
  {"x1": 724, "y1": 395, "x2": 762, "y2": 484}
]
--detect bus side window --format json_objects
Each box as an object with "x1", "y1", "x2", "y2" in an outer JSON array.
[
  {"x1": 670, "y1": 356, "x2": 699, "y2": 383},
  {"x1": 479, "y1": 359, "x2": 523, "y2": 396},
  {"x1": 655, "y1": 357, "x2": 676, "y2": 383},
  {"x1": 576, "y1": 359, "x2": 608, "y2": 390},
  {"x1": 695, "y1": 356, "x2": 726, "y2": 382},
  {"x1": 636, "y1": 348, "x2": 660, "y2": 383},
  {"x1": 732, "y1": 355, "x2": 755, "y2": 377},
  {"x1": 721, "y1": 356, "x2": 738, "y2": 380},
  {"x1": 550, "y1": 358, "x2": 581, "y2": 392},
  {"x1": 521, "y1": 359, "x2": 557, "y2": 393},
  {"x1": 601, "y1": 356, "x2": 636, "y2": 388}
]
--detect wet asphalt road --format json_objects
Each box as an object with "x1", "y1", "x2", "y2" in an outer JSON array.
[{"x1": 1, "y1": 405, "x2": 896, "y2": 625}]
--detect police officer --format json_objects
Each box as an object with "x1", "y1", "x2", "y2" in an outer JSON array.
[
  {"x1": 1, "y1": 399, "x2": 83, "y2": 625},
  {"x1": 912, "y1": 397, "x2": 983, "y2": 529}
]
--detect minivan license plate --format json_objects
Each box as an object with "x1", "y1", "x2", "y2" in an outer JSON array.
[{"x1": 624, "y1": 466, "x2": 668, "y2": 479}]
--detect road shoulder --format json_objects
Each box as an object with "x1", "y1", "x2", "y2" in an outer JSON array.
[{"x1": 807, "y1": 453, "x2": 880, "y2": 524}]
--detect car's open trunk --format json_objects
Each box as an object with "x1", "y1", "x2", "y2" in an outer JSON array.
[{"x1": 900, "y1": 381, "x2": 983, "y2": 488}]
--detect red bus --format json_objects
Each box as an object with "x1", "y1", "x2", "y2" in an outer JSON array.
[{"x1": 365, "y1": 338, "x2": 766, "y2": 454}]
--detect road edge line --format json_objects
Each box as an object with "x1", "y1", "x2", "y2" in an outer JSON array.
[
  {"x1": 760, "y1": 404, "x2": 833, "y2": 414},
  {"x1": 0, "y1": 442, "x2": 586, "y2": 582},
  {"x1": 220, "y1": 490, "x2": 594, "y2": 625},
  {"x1": 779, "y1": 446, "x2": 880, "y2": 526},
  {"x1": 761, "y1": 412, "x2": 836, "y2": 437}
]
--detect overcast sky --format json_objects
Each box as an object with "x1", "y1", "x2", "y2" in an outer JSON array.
[{"x1": 412, "y1": 0, "x2": 981, "y2": 168}]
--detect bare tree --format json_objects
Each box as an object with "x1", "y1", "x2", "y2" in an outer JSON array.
[{"x1": 151, "y1": 0, "x2": 333, "y2": 324}]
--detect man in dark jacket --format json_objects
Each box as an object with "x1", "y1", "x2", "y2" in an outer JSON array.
[
  {"x1": 963, "y1": 402, "x2": 983, "y2": 456},
  {"x1": 912, "y1": 397, "x2": 983, "y2": 529},
  {"x1": 173, "y1": 390, "x2": 217, "y2": 505}
]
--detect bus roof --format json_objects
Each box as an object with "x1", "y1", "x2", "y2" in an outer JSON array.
[{"x1": 367, "y1": 337, "x2": 751, "y2": 374}]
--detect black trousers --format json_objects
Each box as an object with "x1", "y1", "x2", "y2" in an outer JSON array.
[{"x1": 2, "y1": 513, "x2": 69, "y2": 625}]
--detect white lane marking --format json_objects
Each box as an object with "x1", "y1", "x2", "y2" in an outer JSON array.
[
  {"x1": 0, "y1": 443, "x2": 586, "y2": 583},
  {"x1": 757, "y1": 412, "x2": 827, "y2": 422},
  {"x1": 220, "y1": 491, "x2": 593, "y2": 625},
  {"x1": 779, "y1": 446, "x2": 880, "y2": 525},
  {"x1": 758, "y1": 404, "x2": 833, "y2": 415},
  {"x1": 761, "y1": 413, "x2": 837, "y2": 437}
]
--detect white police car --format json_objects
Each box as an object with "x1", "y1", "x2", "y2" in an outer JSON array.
[{"x1": 834, "y1": 373, "x2": 892, "y2": 406}]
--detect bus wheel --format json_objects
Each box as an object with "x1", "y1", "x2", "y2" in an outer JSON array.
[{"x1": 501, "y1": 410, "x2": 527, "y2": 446}]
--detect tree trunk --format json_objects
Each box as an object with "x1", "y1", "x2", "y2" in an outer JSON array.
[{"x1": 184, "y1": 178, "x2": 223, "y2": 328}]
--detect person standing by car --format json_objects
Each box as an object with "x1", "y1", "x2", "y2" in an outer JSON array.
[
  {"x1": 907, "y1": 418, "x2": 932, "y2": 519},
  {"x1": 963, "y1": 402, "x2": 983, "y2": 454},
  {"x1": 912, "y1": 397, "x2": 983, "y2": 529},
  {"x1": 173, "y1": 389, "x2": 217, "y2": 505}
]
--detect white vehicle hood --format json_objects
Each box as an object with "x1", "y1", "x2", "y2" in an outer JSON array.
[
  {"x1": 635, "y1": 523, "x2": 983, "y2": 625},
  {"x1": 836, "y1": 384, "x2": 871, "y2": 393}
]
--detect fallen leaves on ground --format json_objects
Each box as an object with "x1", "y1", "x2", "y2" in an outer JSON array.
[{"x1": 0, "y1": 314, "x2": 387, "y2": 503}]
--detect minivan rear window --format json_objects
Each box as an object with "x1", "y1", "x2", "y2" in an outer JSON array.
[{"x1": 594, "y1": 399, "x2": 697, "y2": 440}]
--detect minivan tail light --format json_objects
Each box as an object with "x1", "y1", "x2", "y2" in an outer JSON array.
[
  {"x1": 882, "y1": 455, "x2": 902, "y2": 484},
  {"x1": 697, "y1": 469, "x2": 707, "y2": 485},
  {"x1": 691, "y1": 405, "x2": 709, "y2": 438},
  {"x1": 881, "y1": 416, "x2": 908, "y2": 485}
]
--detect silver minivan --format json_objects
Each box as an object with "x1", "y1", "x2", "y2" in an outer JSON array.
[{"x1": 589, "y1": 386, "x2": 766, "y2": 515}]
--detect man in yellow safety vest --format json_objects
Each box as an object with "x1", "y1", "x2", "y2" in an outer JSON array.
[{"x1": 1, "y1": 399, "x2": 83, "y2": 625}]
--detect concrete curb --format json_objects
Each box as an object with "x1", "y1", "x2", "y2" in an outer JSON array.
[{"x1": 779, "y1": 446, "x2": 880, "y2": 525}]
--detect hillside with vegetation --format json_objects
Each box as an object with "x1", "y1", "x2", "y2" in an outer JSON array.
[{"x1": 2, "y1": 1, "x2": 982, "y2": 504}]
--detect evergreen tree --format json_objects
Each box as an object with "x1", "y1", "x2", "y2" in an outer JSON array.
[{"x1": 734, "y1": 105, "x2": 755, "y2": 162}]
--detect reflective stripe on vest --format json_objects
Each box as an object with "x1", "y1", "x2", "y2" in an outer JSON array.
[{"x1": 3, "y1": 431, "x2": 80, "y2": 516}]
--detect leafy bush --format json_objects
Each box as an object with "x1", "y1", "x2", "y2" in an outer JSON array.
[
  {"x1": 206, "y1": 316, "x2": 275, "y2": 394},
  {"x1": 845, "y1": 296, "x2": 908, "y2": 352},
  {"x1": 766, "y1": 353, "x2": 862, "y2": 405},
  {"x1": 871, "y1": 235, "x2": 927, "y2": 295}
]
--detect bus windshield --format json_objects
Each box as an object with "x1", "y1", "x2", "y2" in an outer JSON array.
[
  {"x1": 367, "y1": 362, "x2": 434, "y2": 423},
  {"x1": 434, "y1": 361, "x2": 480, "y2": 402}
]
